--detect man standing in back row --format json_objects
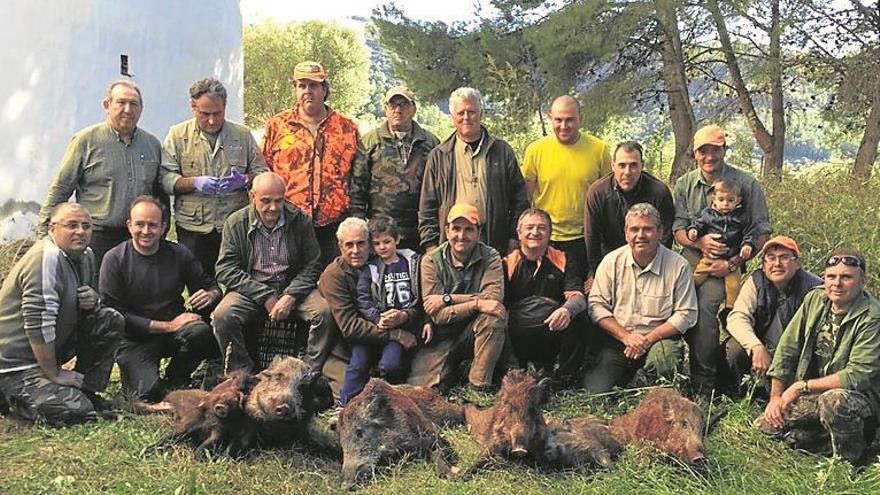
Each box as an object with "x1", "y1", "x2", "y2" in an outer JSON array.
[
  {"x1": 419, "y1": 87, "x2": 528, "y2": 256},
  {"x1": 351, "y1": 85, "x2": 439, "y2": 251},
  {"x1": 261, "y1": 61, "x2": 363, "y2": 267},
  {"x1": 522, "y1": 95, "x2": 611, "y2": 283},
  {"x1": 160, "y1": 77, "x2": 267, "y2": 277},
  {"x1": 38, "y1": 80, "x2": 167, "y2": 272},
  {"x1": 672, "y1": 125, "x2": 771, "y2": 395}
]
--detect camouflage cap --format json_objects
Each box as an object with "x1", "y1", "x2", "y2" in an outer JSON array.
[
  {"x1": 293, "y1": 61, "x2": 327, "y2": 82},
  {"x1": 384, "y1": 85, "x2": 415, "y2": 104}
]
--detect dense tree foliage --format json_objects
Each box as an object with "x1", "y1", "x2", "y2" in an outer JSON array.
[{"x1": 243, "y1": 20, "x2": 371, "y2": 127}]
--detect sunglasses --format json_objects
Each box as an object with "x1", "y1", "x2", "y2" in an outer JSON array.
[{"x1": 825, "y1": 255, "x2": 865, "y2": 271}]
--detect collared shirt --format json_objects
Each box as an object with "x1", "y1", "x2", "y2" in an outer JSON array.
[
  {"x1": 38, "y1": 122, "x2": 163, "y2": 232},
  {"x1": 583, "y1": 171, "x2": 674, "y2": 277},
  {"x1": 589, "y1": 244, "x2": 697, "y2": 334},
  {"x1": 672, "y1": 162, "x2": 772, "y2": 240},
  {"x1": 250, "y1": 212, "x2": 289, "y2": 285},
  {"x1": 160, "y1": 118, "x2": 267, "y2": 232},
  {"x1": 453, "y1": 133, "x2": 489, "y2": 224}
]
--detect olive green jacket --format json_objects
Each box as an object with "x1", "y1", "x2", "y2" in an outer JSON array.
[
  {"x1": 768, "y1": 287, "x2": 880, "y2": 418},
  {"x1": 160, "y1": 119, "x2": 267, "y2": 233}
]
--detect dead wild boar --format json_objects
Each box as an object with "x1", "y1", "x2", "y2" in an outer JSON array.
[
  {"x1": 245, "y1": 355, "x2": 338, "y2": 454},
  {"x1": 394, "y1": 384, "x2": 465, "y2": 427},
  {"x1": 462, "y1": 369, "x2": 552, "y2": 476},
  {"x1": 544, "y1": 415, "x2": 622, "y2": 471},
  {"x1": 143, "y1": 369, "x2": 258, "y2": 458},
  {"x1": 338, "y1": 378, "x2": 458, "y2": 490},
  {"x1": 609, "y1": 387, "x2": 708, "y2": 465}
]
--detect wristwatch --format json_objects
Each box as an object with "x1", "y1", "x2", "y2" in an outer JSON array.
[
  {"x1": 443, "y1": 293, "x2": 453, "y2": 306},
  {"x1": 801, "y1": 380, "x2": 811, "y2": 395},
  {"x1": 728, "y1": 261, "x2": 739, "y2": 273}
]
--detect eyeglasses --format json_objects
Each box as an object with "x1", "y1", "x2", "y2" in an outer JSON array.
[
  {"x1": 763, "y1": 253, "x2": 796, "y2": 264},
  {"x1": 52, "y1": 221, "x2": 92, "y2": 232},
  {"x1": 825, "y1": 255, "x2": 865, "y2": 270}
]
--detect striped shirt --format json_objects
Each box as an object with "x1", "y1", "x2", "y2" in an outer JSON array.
[{"x1": 250, "y1": 213, "x2": 289, "y2": 286}]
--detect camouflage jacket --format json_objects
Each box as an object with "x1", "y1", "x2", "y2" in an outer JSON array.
[
  {"x1": 350, "y1": 120, "x2": 439, "y2": 243},
  {"x1": 261, "y1": 105, "x2": 363, "y2": 227}
]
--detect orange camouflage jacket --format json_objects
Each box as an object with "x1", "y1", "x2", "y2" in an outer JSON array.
[{"x1": 261, "y1": 106, "x2": 362, "y2": 227}]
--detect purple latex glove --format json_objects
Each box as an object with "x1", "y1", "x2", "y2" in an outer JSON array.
[
  {"x1": 193, "y1": 176, "x2": 220, "y2": 194},
  {"x1": 218, "y1": 168, "x2": 248, "y2": 193}
]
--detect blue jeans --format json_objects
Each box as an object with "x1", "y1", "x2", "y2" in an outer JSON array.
[{"x1": 339, "y1": 341, "x2": 406, "y2": 405}]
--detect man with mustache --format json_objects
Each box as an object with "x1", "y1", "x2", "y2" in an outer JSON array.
[
  {"x1": 261, "y1": 61, "x2": 363, "y2": 267},
  {"x1": 584, "y1": 203, "x2": 697, "y2": 392},
  {"x1": 160, "y1": 77, "x2": 267, "y2": 278},
  {"x1": 351, "y1": 85, "x2": 439, "y2": 251}
]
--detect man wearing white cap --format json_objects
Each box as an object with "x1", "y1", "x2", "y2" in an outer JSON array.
[{"x1": 352, "y1": 85, "x2": 439, "y2": 251}]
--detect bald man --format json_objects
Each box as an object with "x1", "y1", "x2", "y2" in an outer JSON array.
[
  {"x1": 0, "y1": 203, "x2": 123, "y2": 426},
  {"x1": 522, "y1": 95, "x2": 611, "y2": 287},
  {"x1": 213, "y1": 173, "x2": 336, "y2": 372}
]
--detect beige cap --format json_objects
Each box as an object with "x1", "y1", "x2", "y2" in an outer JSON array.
[{"x1": 293, "y1": 61, "x2": 327, "y2": 82}]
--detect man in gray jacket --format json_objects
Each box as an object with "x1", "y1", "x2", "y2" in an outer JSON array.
[{"x1": 0, "y1": 203, "x2": 123, "y2": 425}]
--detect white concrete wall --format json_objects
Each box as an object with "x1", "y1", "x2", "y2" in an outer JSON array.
[{"x1": 0, "y1": 0, "x2": 243, "y2": 216}]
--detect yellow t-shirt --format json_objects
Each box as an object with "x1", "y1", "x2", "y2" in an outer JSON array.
[{"x1": 521, "y1": 132, "x2": 612, "y2": 241}]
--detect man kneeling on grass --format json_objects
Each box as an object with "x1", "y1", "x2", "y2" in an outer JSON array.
[
  {"x1": 0, "y1": 203, "x2": 123, "y2": 425},
  {"x1": 760, "y1": 249, "x2": 880, "y2": 464}
]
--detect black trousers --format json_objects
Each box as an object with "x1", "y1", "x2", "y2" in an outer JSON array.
[{"x1": 176, "y1": 226, "x2": 222, "y2": 279}]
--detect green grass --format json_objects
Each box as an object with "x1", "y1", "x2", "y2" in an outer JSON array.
[
  {"x1": 3, "y1": 165, "x2": 880, "y2": 493},
  {"x1": 1, "y1": 388, "x2": 878, "y2": 495}
]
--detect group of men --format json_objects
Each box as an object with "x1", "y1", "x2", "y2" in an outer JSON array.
[{"x1": 0, "y1": 60, "x2": 876, "y2": 464}]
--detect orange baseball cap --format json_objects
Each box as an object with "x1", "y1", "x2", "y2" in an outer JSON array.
[
  {"x1": 446, "y1": 203, "x2": 481, "y2": 226},
  {"x1": 293, "y1": 61, "x2": 327, "y2": 82},
  {"x1": 763, "y1": 236, "x2": 801, "y2": 257},
  {"x1": 693, "y1": 124, "x2": 727, "y2": 150}
]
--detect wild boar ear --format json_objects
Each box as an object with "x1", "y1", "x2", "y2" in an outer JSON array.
[
  {"x1": 536, "y1": 378, "x2": 553, "y2": 402},
  {"x1": 214, "y1": 403, "x2": 229, "y2": 419}
]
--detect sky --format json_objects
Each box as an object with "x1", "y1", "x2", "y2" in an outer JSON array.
[{"x1": 240, "y1": 0, "x2": 489, "y2": 25}]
